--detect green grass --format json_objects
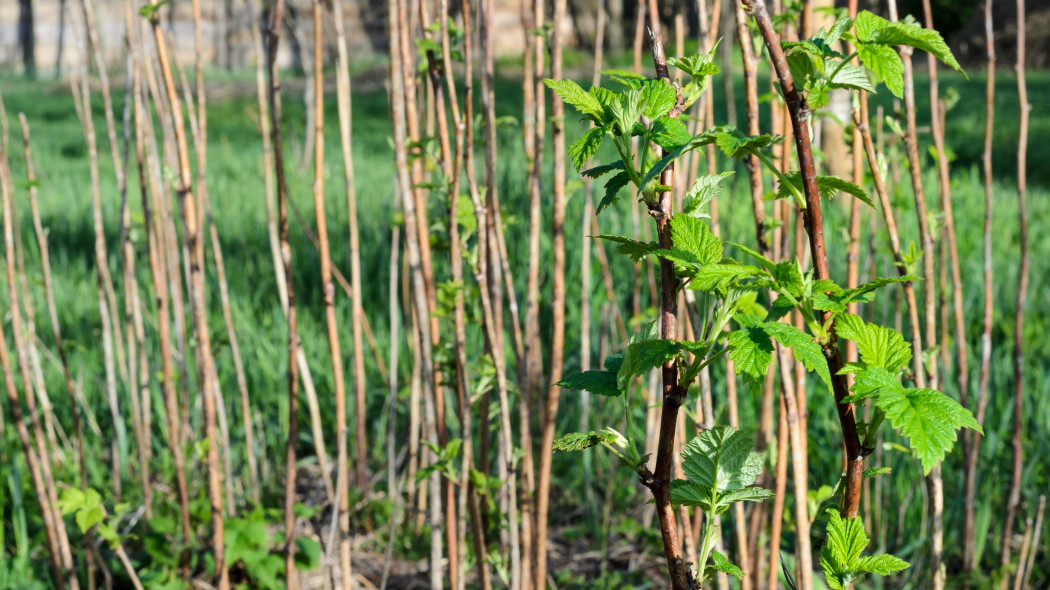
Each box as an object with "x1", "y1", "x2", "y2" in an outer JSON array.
[{"x1": 0, "y1": 60, "x2": 1047, "y2": 587}]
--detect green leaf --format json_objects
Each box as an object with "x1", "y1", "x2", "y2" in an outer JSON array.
[
  {"x1": 689, "y1": 263, "x2": 764, "y2": 292},
  {"x1": 853, "y1": 10, "x2": 890, "y2": 43},
  {"x1": 814, "y1": 275, "x2": 918, "y2": 313},
  {"x1": 543, "y1": 78, "x2": 604, "y2": 122},
  {"x1": 828, "y1": 62, "x2": 876, "y2": 92},
  {"x1": 76, "y1": 506, "x2": 106, "y2": 533},
  {"x1": 610, "y1": 89, "x2": 645, "y2": 136},
  {"x1": 652, "y1": 247, "x2": 707, "y2": 274},
  {"x1": 597, "y1": 171, "x2": 631, "y2": 214},
  {"x1": 719, "y1": 487, "x2": 777, "y2": 505},
  {"x1": 556, "y1": 370, "x2": 623, "y2": 397},
  {"x1": 588, "y1": 87, "x2": 618, "y2": 125},
  {"x1": 776, "y1": 172, "x2": 875, "y2": 208},
  {"x1": 670, "y1": 479, "x2": 712, "y2": 508},
  {"x1": 681, "y1": 426, "x2": 765, "y2": 492},
  {"x1": 592, "y1": 234, "x2": 658, "y2": 262},
  {"x1": 650, "y1": 117, "x2": 692, "y2": 151},
  {"x1": 820, "y1": 508, "x2": 909, "y2": 589},
  {"x1": 820, "y1": 510, "x2": 871, "y2": 589},
  {"x1": 667, "y1": 49, "x2": 722, "y2": 80},
  {"x1": 858, "y1": 43, "x2": 904, "y2": 97},
  {"x1": 617, "y1": 339, "x2": 683, "y2": 389},
  {"x1": 862, "y1": 466, "x2": 892, "y2": 479},
  {"x1": 867, "y1": 19, "x2": 964, "y2": 75},
  {"x1": 294, "y1": 538, "x2": 322, "y2": 570},
  {"x1": 844, "y1": 366, "x2": 902, "y2": 403},
  {"x1": 682, "y1": 172, "x2": 733, "y2": 218},
  {"x1": 552, "y1": 431, "x2": 615, "y2": 452},
  {"x1": 669, "y1": 215, "x2": 722, "y2": 267},
  {"x1": 856, "y1": 554, "x2": 910, "y2": 576},
  {"x1": 728, "y1": 316, "x2": 774, "y2": 393},
  {"x1": 711, "y1": 551, "x2": 745, "y2": 579},
  {"x1": 581, "y1": 160, "x2": 625, "y2": 178},
  {"x1": 139, "y1": 1, "x2": 169, "y2": 19},
  {"x1": 568, "y1": 126, "x2": 606, "y2": 172},
  {"x1": 641, "y1": 79, "x2": 679, "y2": 118},
  {"x1": 726, "y1": 242, "x2": 776, "y2": 272},
  {"x1": 876, "y1": 387, "x2": 981, "y2": 474},
  {"x1": 715, "y1": 128, "x2": 782, "y2": 160},
  {"x1": 604, "y1": 353, "x2": 624, "y2": 373},
  {"x1": 761, "y1": 320, "x2": 832, "y2": 392},
  {"x1": 835, "y1": 314, "x2": 912, "y2": 372}
]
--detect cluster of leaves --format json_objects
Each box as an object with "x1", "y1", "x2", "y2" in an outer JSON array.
[
  {"x1": 58, "y1": 487, "x2": 129, "y2": 549},
  {"x1": 671, "y1": 426, "x2": 774, "y2": 582},
  {"x1": 820, "y1": 509, "x2": 908, "y2": 589},
  {"x1": 783, "y1": 10, "x2": 965, "y2": 107},
  {"x1": 838, "y1": 313, "x2": 982, "y2": 473},
  {"x1": 547, "y1": 15, "x2": 975, "y2": 587}
]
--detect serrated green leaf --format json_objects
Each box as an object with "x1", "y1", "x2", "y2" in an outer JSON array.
[
  {"x1": 836, "y1": 314, "x2": 912, "y2": 372},
  {"x1": 592, "y1": 234, "x2": 658, "y2": 262},
  {"x1": 610, "y1": 88, "x2": 644, "y2": 136},
  {"x1": 844, "y1": 366, "x2": 902, "y2": 403},
  {"x1": 868, "y1": 20, "x2": 964, "y2": 75},
  {"x1": 667, "y1": 49, "x2": 722, "y2": 80},
  {"x1": 669, "y1": 215, "x2": 722, "y2": 267},
  {"x1": 581, "y1": 160, "x2": 625, "y2": 178},
  {"x1": 589, "y1": 86, "x2": 617, "y2": 124},
  {"x1": 552, "y1": 431, "x2": 615, "y2": 452},
  {"x1": 771, "y1": 260, "x2": 805, "y2": 296},
  {"x1": 729, "y1": 316, "x2": 774, "y2": 392},
  {"x1": 776, "y1": 172, "x2": 874, "y2": 208},
  {"x1": 857, "y1": 43, "x2": 904, "y2": 97},
  {"x1": 828, "y1": 62, "x2": 876, "y2": 92},
  {"x1": 862, "y1": 466, "x2": 892, "y2": 479},
  {"x1": 543, "y1": 78, "x2": 604, "y2": 122},
  {"x1": 762, "y1": 320, "x2": 832, "y2": 392},
  {"x1": 719, "y1": 487, "x2": 776, "y2": 505},
  {"x1": 617, "y1": 339, "x2": 682, "y2": 389},
  {"x1": 670, "y1": 480, "x2": 711, "y2": 508},
  {"x1": 682, "y1": 171, "x2": 733, "y2": 218},
  {"x1": 820, "y1": 508, "x2": 908, "y2": 589},
  {"x1": 650, "y1": 117, "x2": 692, "y2": 151},
  {"x1": 597, "y1": 171, "x2": 631, "y2": 214},
  {"x1": 814, "y1": 275, "x2": 918, "y2": 313},
  {"x1": 715, "y1": 128, "x2": 783, "y2": 160},
  {"x1": 689, "y1": 263, "x2": 764, "y2": 292},
  {"x1": 556, "y1": 370, "x2": 623, "y2": 397},
  {"x1": 568, "y1": 126, "x2": 606, "y2": 172},
  {"x1": 604, "y1": 353, "x2": 624, "y2": 373},
  {"x1": 711, "y1": 550, "x2": 745, "y2": 579},
  {"x1": 876, "y1": 387, "x2": 981, "y2": 474},
  {"x1": 641, "y1": 79, "x2": 679, "y2": 119},
  {"x1": 682, "y1": 426, "x2": 766, "y2": 494},
  {"x1": 856, "y1": 554, "x2": 909, "y2": 575}
]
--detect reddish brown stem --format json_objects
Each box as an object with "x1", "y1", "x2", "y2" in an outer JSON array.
[
  {"x1": 746, "y1": 0, "x2": 866, "y2": 518},
  {"x1": 643, "y1": 31, "x2": 698, "y2": 590}
]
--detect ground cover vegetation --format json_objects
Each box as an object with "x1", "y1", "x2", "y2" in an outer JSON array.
[{"x1": 0, "y1": 0, "x2": 1048, "y2": 588}]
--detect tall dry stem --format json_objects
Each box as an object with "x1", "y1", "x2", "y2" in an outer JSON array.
[
  {"x1": 1001, "y1": 0, "x2": 1029, "y2": 584},
  {"x1": 145, "y1": 0, "x2": 228, "y2": 585}
]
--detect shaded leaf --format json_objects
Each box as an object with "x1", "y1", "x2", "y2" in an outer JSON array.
[{"x1": 556, "y1": 370, "x2": 623, "y2": 397}]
